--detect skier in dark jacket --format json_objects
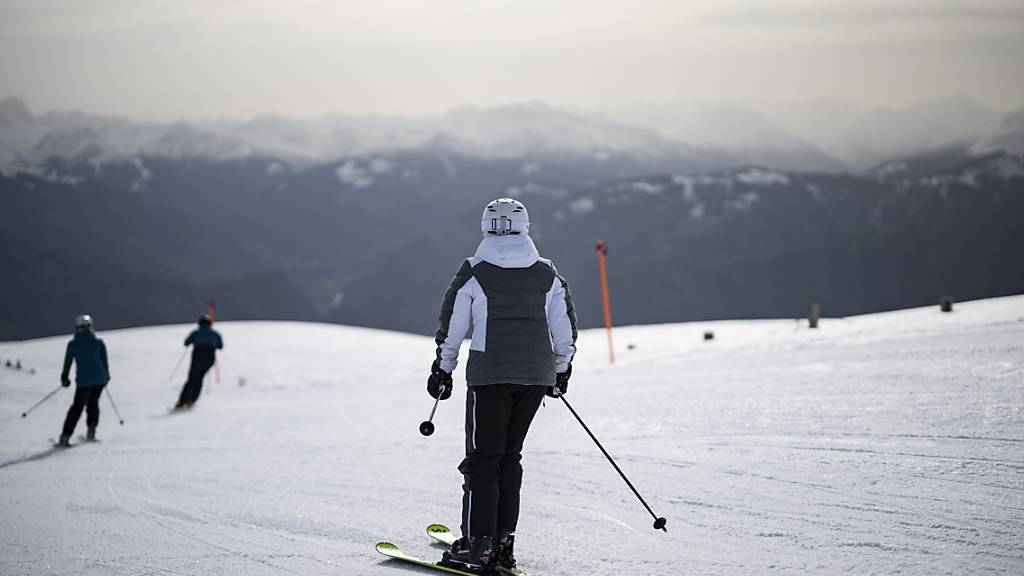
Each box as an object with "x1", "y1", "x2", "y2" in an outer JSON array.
[
  {"x1": 58, "y1": 314, "x2": 110, "y2": 446},
  {"x1": 429, "y1": 198, "x2": 577, "y2": 572},
  {"x1": 175, "y1": 315, "x2": 223, "y2": 409}
]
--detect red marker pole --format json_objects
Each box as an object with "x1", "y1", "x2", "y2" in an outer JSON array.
[
  {"x1": 596, "y1": 241, "x2": 615, "y2": 364},
  {"x1": 207, "y1": 299, "x2": 221, "y2": 383}
]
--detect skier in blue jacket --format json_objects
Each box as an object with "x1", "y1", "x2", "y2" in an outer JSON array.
[
  {"x1": 429, "y1": 198, "x2": 577, "y2": 572},
  {"x1": 58, "y1": 314, "x2": 110, "y2": 446},
  {"x1": 175, "y1": 315, "x2": 223, "y2": 409}
]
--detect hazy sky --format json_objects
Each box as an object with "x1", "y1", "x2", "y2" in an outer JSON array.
[{"x1": 1, "y1": 0, "x2": 1022, "y2": 120}]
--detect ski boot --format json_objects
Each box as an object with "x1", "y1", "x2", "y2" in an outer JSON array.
[
  {"x1": 57, "y1": 434, "x2": 71, "y2": 447},
  {"x1": 494, "y1": 529, "x2": 516, "y2": 572},
  {"x1": 86, "y1": 426, "x2": 97, "y2": 441},
  {"x1": 442, "y1": 535, "x2": 495, "y2": 573}
]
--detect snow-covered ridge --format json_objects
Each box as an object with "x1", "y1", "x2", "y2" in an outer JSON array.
[
  {"x1": 753, "y1": 94, "x2": 1008, "y2": 169},
  {"x1": 3, "y1": 96, "x2": 1020, "y2": 174},
  {"x1": 0, "y1": 98, "x2": 687, "y2": 170}
]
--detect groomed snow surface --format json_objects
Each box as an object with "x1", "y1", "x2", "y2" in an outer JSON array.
[{"x1": 1, "y1": 296, "x2": 1022, "y2": 575}]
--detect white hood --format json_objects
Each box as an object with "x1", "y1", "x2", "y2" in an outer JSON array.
[{"x1": 474, "y1": 235, "x2": 540, "y2": 269}]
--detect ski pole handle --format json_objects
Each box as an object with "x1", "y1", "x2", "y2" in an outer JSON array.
[{"x1": 21, "y1": 385, "x2": 64, "y2": 418}]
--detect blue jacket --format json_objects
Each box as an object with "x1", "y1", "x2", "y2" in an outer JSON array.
[
  {"x1": 186, "y1": 326, "x2": 223, "y2": 350},
  {"x1": 62, "y1": 332, "x2": 110, "y2": 388}
]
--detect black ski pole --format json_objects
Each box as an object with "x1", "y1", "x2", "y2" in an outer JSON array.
[
  {"x1": 560, "y1": 396, "x2": 667, "y2": 532},
  {"x1": 419, "y1": 384, "x2": 450, "y2": 437},
  {"x1": 105, "y1": 387, "x2": 125, "y2": 425},
  {"x1": 21, "y1": 385, "x2": 64, "y2": 418},
  {"x1": 168, "y1": 348, "x2": 188, "y2": 382}
]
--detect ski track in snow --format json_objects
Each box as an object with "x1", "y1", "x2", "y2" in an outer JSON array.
[{"x1": 1, "y1": 297, "x2": 1023, "y2": 575}]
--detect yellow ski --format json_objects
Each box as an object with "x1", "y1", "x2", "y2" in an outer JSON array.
[{"x1": 376, "y1": 542, "x2": 479, "y2": 575}]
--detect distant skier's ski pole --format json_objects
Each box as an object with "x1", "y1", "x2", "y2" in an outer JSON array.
[
  {"x1": 419, "y1": 384, "x2": 449, "y2": 437},
  {"x1": 105, "y1": 387, "x2": 125, "y2": 425},
  {"x1": 560, "y1": 396, "x2": 667, "y2": 532},
  {"x1": 168, "y1": 348, "x2": 188, "y2": 382},
  {"x1": 21, "y1": 385, "x2": 63, "y2": 418}
]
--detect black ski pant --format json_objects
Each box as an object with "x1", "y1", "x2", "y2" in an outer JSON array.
[
  {"x1": 61, "y1": 385, "x2": 105, "y2": 438},
  {"x1": 178, "y1": 346, "x2": 215, "y2": 406},
  {"x1": 459, "y1": 383, "x2": 547, "y2": 539}
]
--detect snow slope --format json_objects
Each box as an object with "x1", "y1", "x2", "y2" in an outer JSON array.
[{"x1": 1, "y1": 297, "x2": 1022, "y2": 575}]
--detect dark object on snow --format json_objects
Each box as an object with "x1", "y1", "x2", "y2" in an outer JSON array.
[
  {"x1": 627, "y1": 343, "x2": 637, "y2": 350},
  {"x1": 808, "y1": 301, "x2": 821, "y2": 329},
  {"x1": 5, "y1": 360, "x2": 11, "y2": 368},
  {"x1": 559, "y1": 395, "x2": 668, "y2": 532},
  {"x1": 15, "y1": 359, "x2": 21, "y2": 370},
  {"x1": 703, "y1": 331, "x2": 714, "y2": 341},
  {"x1": 941, "y1": 297, "x2": 954, "y2": 313}
]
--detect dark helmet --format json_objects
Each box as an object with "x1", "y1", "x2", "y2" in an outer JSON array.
[{"x1": 198, "y1": 315, "x2": 212, "y2": 326}]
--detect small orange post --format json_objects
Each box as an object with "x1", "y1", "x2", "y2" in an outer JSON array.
[
  {"x1": 596, "y1": 241, "x2": 615, "y2": 364},
  {"x1": 207, "y1": 299, "x2": 221, "y2": 383}
]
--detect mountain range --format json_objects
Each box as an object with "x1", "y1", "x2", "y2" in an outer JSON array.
[{"x1": 1, "y1": 96, "x2": 1022, "y2": 340}]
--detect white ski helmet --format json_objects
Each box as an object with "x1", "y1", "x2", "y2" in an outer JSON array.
[
  {"x1": 481, "y1": 198, "x2": 529, "y2": 236},
  {"x1": 74, "y1": 314, "x2": 94, "y2": 330}
]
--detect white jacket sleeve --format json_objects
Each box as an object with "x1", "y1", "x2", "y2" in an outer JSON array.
[
  {"x1": 435, "y1": 260, "x2": 476, "y2": 373},
  {"x1": 546, "y1": 273, "x2": 578, "y2": 374}
]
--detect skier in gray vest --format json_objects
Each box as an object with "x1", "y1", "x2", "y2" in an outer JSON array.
[{"x1": 428, "y1": 198, "x2": 577, "y2": 572}]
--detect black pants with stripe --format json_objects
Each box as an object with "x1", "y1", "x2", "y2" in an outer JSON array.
[
  {"x1": 459, "y1": 384, "x2": 547, "y2": 539},
  {"x1": 61, "y1": 385, "x2": 105, "y2": 437}
]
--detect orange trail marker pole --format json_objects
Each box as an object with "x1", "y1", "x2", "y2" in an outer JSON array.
[
  {"x1": 207, "y1": 299, "x2": 221, "y2": 383},
  {"x1": 596, "y1": 241, "x2": 615, "y2": 364}
]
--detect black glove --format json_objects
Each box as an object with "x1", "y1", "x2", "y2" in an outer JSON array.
[
  {"x1": 547, "y1": 364, "x2": 571, "y2": 398},
  {"x1": 427, "y1": 360, "x2": 453, "y2": 400},
  {"x1": 61, "y1": 375, "x2": 71, "y2": 387}
]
